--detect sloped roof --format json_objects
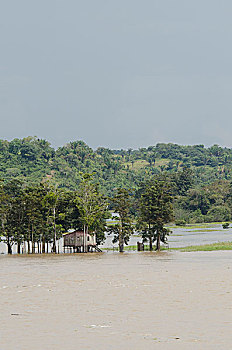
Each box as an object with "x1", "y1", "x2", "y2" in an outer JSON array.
[{"x1": 63, "y1": 230, "x2": 95, "y2": 236}]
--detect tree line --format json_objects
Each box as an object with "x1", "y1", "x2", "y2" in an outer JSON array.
[{"x1": 0, "y1": 174, "x2": 173, "y2": 254}]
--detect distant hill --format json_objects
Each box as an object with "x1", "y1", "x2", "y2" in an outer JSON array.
[{"x1": 1, "y1": 137, "x2": 232, "y2": 194}]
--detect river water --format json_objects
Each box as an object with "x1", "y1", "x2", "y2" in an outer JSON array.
[
  {"x1": 101, "y1": 224, "x2": 232, "y2": 250},
  {"x1": 0, "y1": 251, "x2": 232, "y2": 349}
]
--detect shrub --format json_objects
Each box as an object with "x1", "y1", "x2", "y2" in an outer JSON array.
[
  {"x1": 205, "y1": 206, "x2": 231, "y2": 223},
  {"x1": 175, "y1": 219, "x2": 186, "y2": 226}
]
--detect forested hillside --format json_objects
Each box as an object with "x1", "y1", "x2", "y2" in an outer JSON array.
[
  {"x1": 1, "y1": 136, "x2": 232, "y2": 223},
  {"x1": 1, "y1": 137, "x2": 232, "y2": 187}
]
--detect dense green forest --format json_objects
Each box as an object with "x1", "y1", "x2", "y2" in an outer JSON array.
[{"x1": 1, "y1": 136, "x2": 232, "y2": 224}]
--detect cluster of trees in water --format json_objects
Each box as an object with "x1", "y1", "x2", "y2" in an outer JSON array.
[
  {"x1": 1, "y1": 137, "x2": 232, "y2": 233},
  {"x1": 0, "y1": 174, "x2": 173, "y2": 254}
]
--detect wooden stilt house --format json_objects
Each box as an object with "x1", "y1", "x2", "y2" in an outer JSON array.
[{"x1": 63, "y1": 230, "x2": 102, "y2": 253}]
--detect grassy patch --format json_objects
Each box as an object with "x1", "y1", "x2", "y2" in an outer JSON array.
[
  {"x1": 153, "y1": 159, "x2": 171, "y2": 167},
  {"x1": 106, "y1": 220, "x2": 118, "y2": 225},
  {"x1": 124, "y1": 160, "x2": 149, "y2": 170},
  {"x1": 170, "y1": 223, "x2": 223, "y2": 230},
  {"x1": 184, "y1": 229, "x2": 221, "y2": 233},
  {"x1": 123, "y1": 158, "x2": 171, "y2": 171},
  {"x1": 173, "y1": 242, "x2": 232, "y2": 252}
]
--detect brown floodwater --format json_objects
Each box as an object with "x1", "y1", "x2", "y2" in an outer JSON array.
[{"x1": 0, "y1": 251, "x2": 232, "y2": 350}]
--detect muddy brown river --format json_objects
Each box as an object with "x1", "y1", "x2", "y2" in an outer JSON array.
[{"x1": 0, "y1": 251, "x2": 232, "y2": 349}]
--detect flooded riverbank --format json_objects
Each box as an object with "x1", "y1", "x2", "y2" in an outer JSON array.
[
  {"x1": 1, "y1": 251, "x2": 232, "y2": 349},
  {"x1": 1, "y1": 223, "x2": 232, "y2": 254},
  {"x1": 102, "y1": 223, "x2": 232, "y2": 250}
]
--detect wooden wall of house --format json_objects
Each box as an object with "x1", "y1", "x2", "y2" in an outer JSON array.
[{"x1": 63, "y1": 231, "x2": 96, "y2": 247}]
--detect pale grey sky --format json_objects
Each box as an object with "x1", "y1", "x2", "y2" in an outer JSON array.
[{"x1": 1, "y1": 0, "x2": 232, "y2": 149}]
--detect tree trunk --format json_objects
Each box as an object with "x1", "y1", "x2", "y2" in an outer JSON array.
[
  {"x1": 53, "y1": 241, "x2": 56, "y2": 253},
  {"x1": 53, "y1": 207, "x2": 56, "y2": 253},
  {"x1": 17, "y1": 241, "x2": 21, "y2": 254},
  {"x1": 119, "y1": 228, "x2": 124, "y2": 253},
  {"x1": 32, "y1": 225, "x2": 35, "y2": 254},
  {"x1": 7, "y1": 237, "x2": 12, "y2": 255},
  {"x1": 8, "y1": 244, "x2": 12, "y2": 254},
  {"x1": 119, "y1": 240, "x2": 124, "y2": 252},
  {"x1": 2, "y1": 224, "x2": 11, "y2": 254},
  {"x1": 156, "y1": 231, "x2": 161, "y2": 251},
  {"x1": 149, "y1": 235, "x2": 153, "y2": 251},
  {"x1": 148, "y1": 224, "x2": 153, "y2": 251},
  {"x1": 42, "y1": 235, "x2": 45, "y2": 254},
  {"x1": 28, "y1": 240, "x2": 31, "y2": 254},
  {"x1": 83, "y1": 225, "x2": 86, "y2": 253}
]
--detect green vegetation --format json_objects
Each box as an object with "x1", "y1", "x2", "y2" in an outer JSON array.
[
  {"x1": 2, "y1": 138, "x2": 232, "y2": 225},
  {"x1": 174, "y1": 242, "x2": 232, "y2": 252},
  {"x1": 0, "y1": 174, "x2": 175, "y2": 254},
  {"x1": 189, "y1": 229, "x2": 219, "y2": 233},
  {"x1": 169, "y1": 223, "x2": 223, "y2": 230},
  {"x1": 2, "y1": 137, "x2": 232, "y2": 254},
  {"x1": 75, "y1": 174, "x2": 109, "y2": 250},
  {"x1": 0, "y1": 177, "x2": 109, "y2": 254},
  {"x1": 107, "y1": 188, "x2": 134, "y2": 252},
  {"x1": 222, "y1": 222, "x2": 230, "y2": 229},
  {"x1": 136, "y1": 178, "x2": 173, "y2": 251}
]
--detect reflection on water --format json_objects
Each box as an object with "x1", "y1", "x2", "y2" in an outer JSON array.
[{"x1": 0, "y1": 251, "x2": 232, "y2": 349}]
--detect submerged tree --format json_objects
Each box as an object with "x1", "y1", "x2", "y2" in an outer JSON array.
[
  {"x1": 75, "y1": 174, "x2": 109, "y2": 252},
  {"x1": 108, "y1": 188, "x2": 134, "y2": 252},
  {"x1": 137, "y1": 178, "x2": 173, "y2": 251},
  {"x1": 0, "y1": 180, "x2": 25, "y2": 254},
  {"x1": 42, "y1": 183, "x2": 63, "y2": 253}
]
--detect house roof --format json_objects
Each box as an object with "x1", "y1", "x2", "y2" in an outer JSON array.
[{"x1": 63, "y1": 230, "x2": 95, "y2": 236}]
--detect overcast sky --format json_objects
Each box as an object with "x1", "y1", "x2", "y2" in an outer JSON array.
[{"x1": 1, "y1": 0, "x2": 232, "y2": 149}]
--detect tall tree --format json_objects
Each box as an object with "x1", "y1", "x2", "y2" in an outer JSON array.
[
  {"x1": 24, "y1": 183, "x2": 48, "y2": 253},
  {"x1": 174, "y1": 167, "x2": 194, "y2": 196},
  {"x1": 42, "y1": 182, "x2": 66, "y2": 253},
  {"x1": 0, "y1": 180, "x2": 26, "y2": 254},
  {"x1": 108, "y1": 188, "x2": 134, "y2": 252},
  {"x1": 0, "y1": 180, "x2": 12, "y2": 254},
  {"x1": 137, "y1": 178, "x2": 173, "y2": 251},
  {"x1": 75, "y1": 174, "x2": 109, "y2": 252}
]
